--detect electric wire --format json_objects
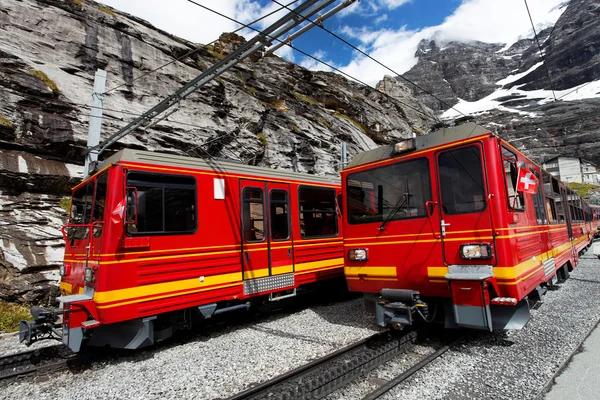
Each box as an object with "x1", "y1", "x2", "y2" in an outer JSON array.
[
  {"x1": 270, "y1": 0, "x2": 469, "y2": 119},
  {"x1": 185, "y1": 0, "x2": 439, "y2": 123},
  {"x1": 523, "y1": 0, "x2": 557, "y2": 101},
  {"x1": 104, "y1": 0, "x2": 302, "y2": 95}
]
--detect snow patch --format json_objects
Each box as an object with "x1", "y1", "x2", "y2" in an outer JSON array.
[
  {"x1": 496, "y1": 62, "x2": 544, "y2": 86},
  {"x1": 17, "y1": 155, "x2": 29, "y2": 174},
  {"x1": 45, "y1": 246, "x2": 64, "y2": 265},
  {"x1": 65, "y1": 163, "x2": 83, "y2": 178},
  {"x1": 442, "y1": 80, "x2": 600, "y2": 119},
  {"x1": 0, "y1": 240, "x2": 27, "y2": 271}
]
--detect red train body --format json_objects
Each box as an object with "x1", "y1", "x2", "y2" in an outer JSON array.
[
  {"x1": 342, "y1": 123, "x2": 595, "y2": 331},
  {"x1": 54, "y1": 149, "x2": 343, "y2": 351}
]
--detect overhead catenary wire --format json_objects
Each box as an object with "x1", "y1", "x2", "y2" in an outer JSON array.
[
  {"x1": 269, "y1": 0, "x2": 470, "y2": 119},
  {"x1": 104, "y1": 0, "x2": 303, "y2": 95},
  {"x1": 523, "y1": 0, "x2": 557, "y2": 101},
  {"x1": 184, "y1": 0, "x2": 439, "y2": 123}
]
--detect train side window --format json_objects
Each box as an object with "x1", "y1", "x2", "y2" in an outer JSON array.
[
  {"x1": 502, "y1": 147, "x2": 524, "y2": 211},
  {"x1": 93, "y1": 172, "x2": 108, "y2": 222},
  {"x1": 439, "y1": 145, "x2": 485, "y2": 214},
  {"x1": 243, "y1": 188, "x2": 265, "y2": 242},
  {"x1": 270, "y1": 190, "x2": 289, "y2": 241},
  {"x1": 532, "y1": 170, "x2": 547, "y2": 225},
  {"x1": 299, "y1": 186, "x2": 337, "y2": 238},
  {"x1": 552, "y1": 178, "x2": 565, "y2": 223},
  {"x1": 126, "y1": 172, "x2": 196, "y2": 235},
  {"x1": 542, "y1": 171, "x2": 557, "y2": 224}
]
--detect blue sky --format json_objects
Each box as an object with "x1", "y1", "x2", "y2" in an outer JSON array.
[{"x1": 100, "y1": 0, "x2": 567, "y2": 86}]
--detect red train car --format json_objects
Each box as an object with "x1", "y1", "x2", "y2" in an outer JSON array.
[
  {"x1": 22, "y1": 149, "x2": 343, "y2": 351},
  {"x1": 590, "y1": 204, "x2": 600, "y2": 237},
  {"x1": 342, "y1": 123, "x2": 593, "y2": 331}
]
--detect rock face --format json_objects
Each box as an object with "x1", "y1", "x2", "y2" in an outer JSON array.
[
  {"x1": 398, "y1": 0, "x2": 600, "y2": 167},
  {"x1": 0, "y1": 0, "x2": 434, "y2": 301}
]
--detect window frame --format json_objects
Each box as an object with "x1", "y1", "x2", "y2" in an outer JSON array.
[
  {"x1": 438, "y1": 144, "x2": 487, "y2": 216},
  {"x1": 125, "y1": 171, "x2": 198, "y2": 236},
  {"x1": 501, "y1": 146, "x2": 525, "y2": 212},
  {"x1": 298, "y1": 185, "x2": 338, "y2": 239},
  {"x1": 269, "y1": 189, "x2": 290, "y2": 242},
  {"x1": 242, "y1": 186, "x2": 266, "y2": 243}
]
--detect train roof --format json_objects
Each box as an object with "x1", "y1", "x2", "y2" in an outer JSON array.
[
  {"x1": 345, "y1": 122, "x2": 492, "y2": 169},
  {"x1": 99, "y1": 148, "x2": 340, "y2": 186}
]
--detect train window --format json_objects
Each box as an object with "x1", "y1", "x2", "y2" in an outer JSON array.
[
  {"x1": 542, "y1": 171, "x2": 557, "y2": 224},
  {"x1": 68, "y1": 180, "x2": 95, "y2": 239},
  {"x1": 532, "y1": 170, "x2": 547, "y2": 225},
  {"x1": 93, "y1": 172, "x2": 108, "y2": 222},
  {"x1": 502, "y1": 147, "x2": 524, "y2": 211},
  {"x1": 270, "y1": 190, "x2": 289, "y2": 241},
  {"x1": 299, "y1": 186, "x2": 337, "y2": 237},
  {"x1": 126, "y1": 172, "x2": 196, "y2": 235},
  {"x1": 346, "y1": 157, "x2": 431, "y2": 223},
  {"x1": 439, "y1": 146, "x2": 485, "y2": 215},
  {"x1": 553, "y1": 178, "x2": 565, "y2": 223},
  {"x1": 243, "y1": 188, "x2": 265, "y2": 242}
]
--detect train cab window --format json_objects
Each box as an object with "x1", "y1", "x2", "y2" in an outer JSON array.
[
  {"x1": 270, "y1": 190, "x2": 289, "y2": 241},
  {"x1": 126, "y1": 172, "x2": 196, "y2": 235},
  {"x1": 346, "y1": 158, "x2": 431, "y2": 223},
  {"x1": 68, "y1": 180, "x2": 94, "y2": 239},
  {"x1": 543, "y1": 171, "x2": 557, "y2": 224},
  {"x1": 299, "y1": 186, "x2": 337, "y2": 238},
  {"x1": 502, "y1": 147, "x2": 524, "y2": 211},
  {"x1": 93, "y1": 172, "x2": 108, "y2": 222},
  {"x1": 243, "y1": 188, "x2": 265, "y2": 242},
  {"x1": 439, "y1": 146, "x2": 485, "y2": 214}
]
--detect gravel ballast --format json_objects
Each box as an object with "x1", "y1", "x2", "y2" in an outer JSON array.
[
  {"x1": 326, "y1": 251, "x2": 600, "y2": 400},
  {"x1": 0, "y1": 296, "x2": 380, "y2": 399}
]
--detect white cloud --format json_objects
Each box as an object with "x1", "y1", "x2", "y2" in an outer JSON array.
[
  {"x1": 374, "y1": 14, "x2": 389, "y2": 24},
  {"x1": 337, "y1": 0, "x2": 568, "y2": 86},
  {"x1": 299, "y1": 50, "x2": 336, "y2": 72}
]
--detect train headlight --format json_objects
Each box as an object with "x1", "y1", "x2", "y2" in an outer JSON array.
[
  {"x1": 84, "y1": 267, "x2": 95, "y2": 283},
  {"x1": 348, "y1": 248, "x2": 368, "y2": 261},
  {"x1": 59, "y1": 263, "x2": 71, "y2": 277},
  {"x1": 393, "y1": 138, "x2": 416, "y2": 155},
  {"x1": 460, "y1": 244, "x2": 492, "y2": 260}
]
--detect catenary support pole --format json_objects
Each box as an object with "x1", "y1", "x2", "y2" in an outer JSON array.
[{"x1": 84, "y1": 69, "x2": 107, "y2": 178}]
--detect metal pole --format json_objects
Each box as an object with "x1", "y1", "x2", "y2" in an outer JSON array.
[
  {"x1": 84, "y1": 69, "x2": 107, "y2": 177},
  {"x1": 341, "y1": 141, "x2": 347, "y2": 170}
]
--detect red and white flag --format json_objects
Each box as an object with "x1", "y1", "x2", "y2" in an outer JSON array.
[{"x1": 516, "y1": 168, "x2": 539, "y2": 194}]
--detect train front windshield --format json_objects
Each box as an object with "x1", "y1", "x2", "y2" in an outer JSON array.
[{"x1": 346, "y1": 157, "x2": 432, "y2": 225}]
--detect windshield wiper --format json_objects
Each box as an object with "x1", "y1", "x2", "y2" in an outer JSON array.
[{"x1": 379, "y1": 177, "x2": 413, "y2": 231}]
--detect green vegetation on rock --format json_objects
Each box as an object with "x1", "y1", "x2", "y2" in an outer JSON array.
[
  {"x1": 72, "y1": 0, "x2": 83, "y2": 8},
  {"x1": 291, "y1": 90, "x2": 319, "y2": 106},
  {"x1": 98, "y1": 6, "x2": 116, "y2": 16},
  {"x1": 59, "y1": 197, "x2": 71, "y2": 213},
  {"x1": 334, "y1": 111, "x2": 366, "y2": 133},
  {"x1": 566, "y1": 182, "x2": 600, "y2": 200},
  {"x1": 28, "y1": 69, "x2": 59, "y2": 94},
  {"x1": 0, "y1": 301, "x2": 32, "y2": 333},
  {"x1": 257, "y1": 133, "x2": 268, "y2": 147},
  {"x1": 0, "y1": 114, "x2": 13, "y2": 127}
]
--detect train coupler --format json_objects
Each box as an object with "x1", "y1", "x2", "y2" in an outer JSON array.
[
  {"x1": 375, "y1": 289, "x2": 422, "y2": 329},
  {"x1": 19, "y1": 306, "x2": 63, "y2": 346}
]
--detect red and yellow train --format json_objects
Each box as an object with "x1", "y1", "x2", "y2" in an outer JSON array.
[
  {"x1": 342, "y1": 123, "x2": 596, "y2": 330},
  {"x1": 22, "y1": 149, "x2": 343, "y2": 351}
]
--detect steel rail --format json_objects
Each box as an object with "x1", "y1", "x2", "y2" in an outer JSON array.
[
  {"x1": 227, "y1": 330, "x2": 417, "y2": 400},
  {"x1": 0, "y1": 344, "x2": 83, "y2": 381},
  {"x1": 361, "y1": 335, "x2": 467, "y2": 400}
]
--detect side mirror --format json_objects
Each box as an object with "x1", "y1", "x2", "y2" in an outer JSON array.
[{"x1": 126, "y1": 187, "x2": 138, "y2": 225}]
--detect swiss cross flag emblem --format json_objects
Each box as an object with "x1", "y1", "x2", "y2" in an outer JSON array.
[{"x1": 516, "y1": 168, "x2": 539, "y2": 194}]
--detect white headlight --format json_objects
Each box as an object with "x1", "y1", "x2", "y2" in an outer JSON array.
[
  {"x1": 348, "y1": 248, "x2": 368, "y2": 261},
  {"x1": 84, "y1": 267, "x2": 95, "y2": 283},
  {"x1": 460, "y1": 244, "x2": 492, "y2": 259}
]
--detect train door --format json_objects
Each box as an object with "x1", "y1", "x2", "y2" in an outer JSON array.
[
  {"x1": 435, "y1": 143, "x2": 496, "y2": 266},
  {"x1": 240, "y1": 180, "x2": 295, "y2": 295}
]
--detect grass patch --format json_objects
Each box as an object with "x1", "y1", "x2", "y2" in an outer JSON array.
[
  {"x1": 72, "y1": 0, "x2": 83, "y2": 8},
  {"x1": 197, "y1": 61, "x2": 206, "y2": 70},
  {"x1": 291, "y1": 90, "x2": 319, "y2": 106},
  {"x1": 98, "y1": 6, "x2": 116, "y2": 16},
  {"x1": 317, "y1": 115, "x2": 332, "y2": 129},
  {"x1": 567, "y1": 182, "x2": 600, "y2": 199},
  {"x1": 0, "y1": 301, "x2": 32, "y2": 333},
  {"x1": 204, "y1": 45, "x2": 225, "y2": 60},
  {"x1": 0, "y1": 113, "x2": 13, "y2": 127},
  {"x1": 256, "y1": 133, "x2": 268, "y2": 147},
  {"x1": 334, "y1": 111, "x2": 366, "y2": 133},
  {"x1": 263, "y1": 98, "x2": 289, "y2": 111},
  {"x1": 59, "y1": 197, "x2": 71, "y2": 213},
  {"x1": 28, "y1": 69, "x2": 59, "y2": 94}
]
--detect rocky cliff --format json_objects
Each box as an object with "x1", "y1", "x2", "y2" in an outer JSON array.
[
  {"x1": 0, "y1": 0, "x2": 434, "y2": 302},
  {"x1": 401, "y1": 0, "x2": 600, "y2": 166}
]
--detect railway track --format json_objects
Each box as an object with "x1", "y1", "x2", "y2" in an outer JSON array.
[
  {"x1": 0, "y1": 344, "x2": 84, "y2": 381},
  {"x1": 226, "y1": 330, "x2": 418, "y2": 400},
  {"x1": 227, "y1": 329, "x2": 465, "y2": 400}
]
